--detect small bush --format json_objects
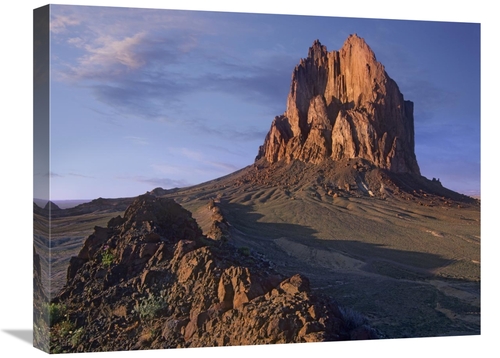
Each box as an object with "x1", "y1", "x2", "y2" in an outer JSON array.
[
  {"x1": 58, "y1": 320, "x2": 75, "y2": 337},
  {"x1": 101, "y1": 246, "x2": 114, "y2": 267},
  {"x1": 45, "y1": 303, "x2": 66, "y2": 325},
  {"x1": 134, "y1": 294, "x2": 167, "y2": 319},
  {"x1": 70, "y1": 327, "x2": 85, "y2": 347}
]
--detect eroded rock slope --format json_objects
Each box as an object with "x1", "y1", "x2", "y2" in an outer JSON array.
[{"x1": 49, "y1": 194, "x2": 376, "y2": 353}]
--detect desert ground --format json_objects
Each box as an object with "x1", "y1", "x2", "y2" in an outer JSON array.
[{"x1": 36, "y1": 160, "x2": 480, "y2": 339}]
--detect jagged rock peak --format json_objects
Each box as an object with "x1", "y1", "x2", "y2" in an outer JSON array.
[
  {"x1": 256, "y1": 34, "x2": 420, "y2": 175},
  {"x1": 308, "y1": 39, "x2": 328, "y2": 60}
]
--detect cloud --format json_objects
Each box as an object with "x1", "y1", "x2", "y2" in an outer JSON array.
[
  {"x1": 129, "y1": 176, "x2": 190, "y2": 189},
  {"x1": 155, "y1": 148, "x2": 243, "y2": 179},
  {"x1": 199, "y1": 64, "x2": 291, "y2": 111},
  {"x1": 124, "y1": 136, "x2": 149, "y2": 145},
  {"x1": 174, "y1": 148, "x2": 240, "y2": 170},
  {"x1": 51, "y1": 7, "x2": 295, "y2": 124},
  {"x1": 180, "y1": 148, "x2": 204, "y2": 162},
  {"x1": 179, "y1": 117, "x2": 269, "y2": 143},
  {"x1": 43, "y1": 171, "x2": 95, "y2": 179},
  {"x1": 50, "y1": 14, "x2": 80, "y2": 33},
  {"x1": 78, "y1": 32, "x2": 148, "y2": 73},
  {"x1": 152, "y1": 159, "x2": 204, "y2": 176},
  {"x1": 208, "y1": 161, "x2": 240, "y2": 172},
  {"x1": 58, "y1": 32, "x2": 157, "y2": 82},
  {"x1": 68, "y1": 172, "x2": 95, "y2": 178},
  {"x1": 206, "y1": 144, "x2": 247, "y2": 157}
]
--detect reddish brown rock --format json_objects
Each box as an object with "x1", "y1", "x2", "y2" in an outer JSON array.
[
  {"x1": 279, "y1": 274, "x2": 311, "y2": 295},
  {"x1": 256, "y1": 34, "x2": 420, "y2": 175},
  {"x1": 51, "y1": 195, "x2": 377, "y2": 353}
]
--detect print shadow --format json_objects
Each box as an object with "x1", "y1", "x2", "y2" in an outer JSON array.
[{"x1": 3, "y1": 329, "x2": 32, "y2": 346}]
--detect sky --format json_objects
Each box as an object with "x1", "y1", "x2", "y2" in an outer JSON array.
[{"x1": 36, "y1": 4, "x2": 480, "y2": 200}]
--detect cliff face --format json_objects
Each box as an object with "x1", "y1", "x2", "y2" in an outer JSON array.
[{"x1": 257, "y1": 34, "x2": 420, "y2": 175}]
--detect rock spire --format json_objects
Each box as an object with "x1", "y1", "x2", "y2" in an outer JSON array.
[{"x1": 256, "y1": 34, "x2": 420, "y2": 175}]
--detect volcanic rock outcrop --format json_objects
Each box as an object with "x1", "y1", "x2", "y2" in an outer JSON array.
[
  {"x1": 256, "y1": 34, "x2": 420, "y2": 175},
  {"x1": 49, "y1": 194, "x2": 376, "y2": 353}
]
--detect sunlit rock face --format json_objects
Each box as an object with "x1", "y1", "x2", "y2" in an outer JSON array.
[{"x1": 257, "y1": 34, "x2": 420, "y2": 175}]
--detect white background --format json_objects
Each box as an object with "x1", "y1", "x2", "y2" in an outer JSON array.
[{"x1": 0, "y1": 1, "x2": 496, "y2": 357}]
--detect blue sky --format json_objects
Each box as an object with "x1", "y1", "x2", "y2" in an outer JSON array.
[{"x1": 41, "y1": 5, "x2": 480, "y2": 200}]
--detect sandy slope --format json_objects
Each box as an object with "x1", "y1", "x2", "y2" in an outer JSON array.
[{"x1": 166, "y1": 161, "x2": 480, "y2": 338}]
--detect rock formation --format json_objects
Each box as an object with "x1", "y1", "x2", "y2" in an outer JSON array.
[
  {"x1": 256, "y1": 34, "x2": 420, "y2": 175},
  {"x1": 49, "y1": 194, "x2": 376, "y2": 353}
]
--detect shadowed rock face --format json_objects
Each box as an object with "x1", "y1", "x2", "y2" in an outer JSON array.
[
  {"x1": 257, "y1": 34, "x2": 420, "y2": 175},
  {"x1": 51, "y1": 195, "x2": 376, "y2": 353}
]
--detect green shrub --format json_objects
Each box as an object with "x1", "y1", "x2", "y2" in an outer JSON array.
[
  {"x1": 70, "y1": 327, "x2": 85, "y2": 347},
  {"x1": 45, "y1": 303, "x2": 66, "y2": 325},
  {"x1": 101, "y1": 246, "x2": 114, "y2": 267},
  {"x1": 58, "y1": 320, "x2": 75, "y2": 337},
  {"x1": 134, "y1": 294, "x2": 167, "y2": 319}
]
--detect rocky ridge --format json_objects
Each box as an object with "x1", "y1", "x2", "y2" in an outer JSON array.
[
  {"x1": 49, "y1": 194, "x2": 377, "y2": 353},
  {"x1": 257, "y1": 34, "x2": 420, "y2": 175},
  {"x1": 232, "y1": 158, "x2": 477, "y2": 206}
]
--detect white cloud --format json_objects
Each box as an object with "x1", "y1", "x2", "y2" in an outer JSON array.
[
  {"x1": 180, "y1": 148, "x2": 205, "y2": 161},
  {"x1": 128, "y1": 176, "x2": 190, "y2": 189},
  {"x1": 73, "y1": 32, "x2": 148, "y2": 78},
  {"x1": 50, "y1": 14, "x2": 80, "y2": 33},
  {"x1": 67, "y1": 37, "x2": 85, "y2": 47}
]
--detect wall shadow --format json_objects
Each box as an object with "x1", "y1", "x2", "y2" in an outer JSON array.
[{"x1": 3, "y1": 329, "x2": 32, "y2": 346}]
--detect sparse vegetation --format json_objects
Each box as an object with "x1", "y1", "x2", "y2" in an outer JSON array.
[
  {"x1": 44, "y1": 302, "x2": 66, "y2": 325},
  {"x1": 134, "y1": 293, "x2": 167, "y2": 319},
  {"x1": 101, "y1": 246, "x2": 114, "y2": 267},
  {"x1": 70, "y1": 327, "x2": 85, "y2": 347},
  {"x1": 33, "y1": 319, "x2": 49, "y2": 352},
  {"x1": 338, "y1": 306, "x2": 368, "y2": 331},
  {"x1": 49, "y1": 319, "x2": 83, "y2": 353},
  {"x1": 58, "y1": 319, "x2": 76, "y2": 336},
  {"x1": 238, "y1": 246, "x2": 251, "y2": 257}
]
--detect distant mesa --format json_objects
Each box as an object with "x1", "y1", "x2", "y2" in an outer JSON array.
[{"x1": 256, "y1": 34, "x2": 420, "y2": 175}]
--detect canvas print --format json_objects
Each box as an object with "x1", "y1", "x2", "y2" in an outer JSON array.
[{"x1": 33, "y1": 4, "x2": 480, "y2": 354}]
